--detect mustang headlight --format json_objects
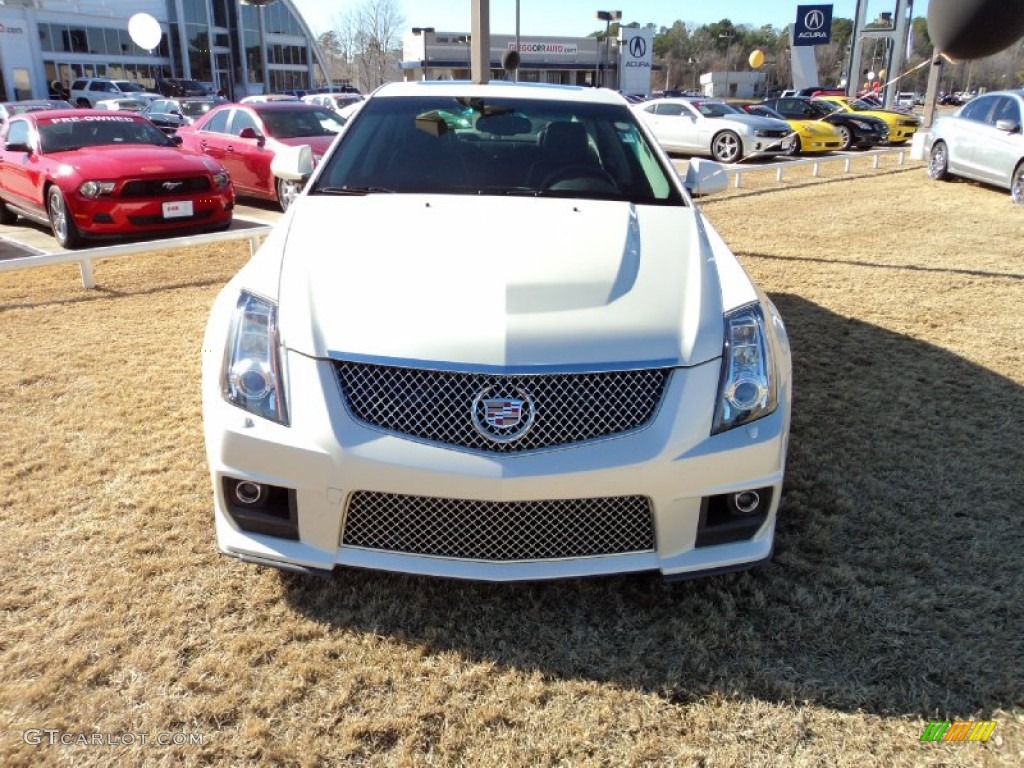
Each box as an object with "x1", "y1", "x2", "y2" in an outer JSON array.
[
  {"x1": 78, "y1": 181, "x2": 116, "y2": 198},
  {"x1": 211, "y1": 171, "x2": 230, "y2": 189},
  {"x1": 712, "y1": 303, "x2": 777, "y2": 434},
  {"x1": 223, "y1": 291, "x2": 288, "y2": 425}
]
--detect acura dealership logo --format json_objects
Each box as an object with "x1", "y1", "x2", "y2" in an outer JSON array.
[
  {"x1": 804, "y1": 9, "x2": 825, "y2": 30},
  {"x1": 629, "y1": 36, "x2": 646, "y2": 58}
]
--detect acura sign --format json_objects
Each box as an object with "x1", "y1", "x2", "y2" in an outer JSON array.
[{"x1": 794, "y1": 4, "x2": 833, "y2": 46}]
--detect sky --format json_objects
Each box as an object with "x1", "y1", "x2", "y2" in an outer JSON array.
[{"x1": 290, "y1": 0, "x2": 930, "y2": 39}]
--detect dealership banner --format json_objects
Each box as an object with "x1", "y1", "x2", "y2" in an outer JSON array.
[
  {"x1": 507, "y1": 42, "x2": 579, "y2": 56},
  {"x1": 794, "y1": 4, "x2": 833, "y2": 46}
]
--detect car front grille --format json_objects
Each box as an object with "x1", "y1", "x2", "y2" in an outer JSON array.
[
  {"x1": 120, "y1": 176, "x2": 211, "y2": 198},
  {"x1": 342, "y1": 491, "x2": 655, "y2": 560},
  {"x1": 333, "y1": 361, "x2": 671, "y2": 453},
  {"x1": 760, "y1": 129, "x2": 791, "y2": 138}
]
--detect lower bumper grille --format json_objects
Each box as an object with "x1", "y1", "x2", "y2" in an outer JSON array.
[
  {"x1": 127, "y1": 209, "x2": 215, "y2": 226},
  {"x1": 342, "y1": 491, "x2": 655, "y2": 561}
]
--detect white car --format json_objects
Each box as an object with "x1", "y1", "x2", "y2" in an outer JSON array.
[
  {"x1": 634, "y1": 97, "x2": 794, "y2": 163},
  {"x1": 927, "y1": 89, "x2": 1024, "y2": 204},
  {"x1": 202, "y1": 81, "x2": 792, "y2": 582},
  {"x1": 302, "y1": 92, "x2": 364, "y2": 115}
]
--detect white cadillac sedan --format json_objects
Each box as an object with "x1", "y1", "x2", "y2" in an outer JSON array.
[
  {"x1": 202, "y1": 81, "x2": 792, "y2": 582},
  {"x1": 927, "y1": 89, "x2": 1024, "y2": 204},
  {"x1": 634, "y1": 97, "x2": 794, "y2": 163}
]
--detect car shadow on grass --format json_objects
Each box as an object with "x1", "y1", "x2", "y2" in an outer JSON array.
[{"x1": 282, "y1": 293, "x2": 1022, "y2": 719}]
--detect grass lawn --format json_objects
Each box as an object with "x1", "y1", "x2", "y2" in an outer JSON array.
[{"x1": 1, "y1": 162, "x2": 1021, "y2": 766}]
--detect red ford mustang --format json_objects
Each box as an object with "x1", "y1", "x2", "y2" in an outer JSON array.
[
  {"x1": 176, "y1": 102, "x2": 344, "y2": 212},
  {"x1": 0, "y1": 109, "x2": 233, "y2": 249}
]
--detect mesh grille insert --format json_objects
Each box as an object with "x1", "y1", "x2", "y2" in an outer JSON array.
[
  {"x1": 334, "y1": 361, "x2": 671, "y2": 453},
  {"x1": 342, "y1": 492, "x2": 655, "y2": 560}
]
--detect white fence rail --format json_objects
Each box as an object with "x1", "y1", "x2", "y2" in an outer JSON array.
[
  {"x1": 723, "y1": 147, "x2": 909, "y2": 189},
  {"x1": 0, "y1": 225, "x2": 272, "y2": 289}
]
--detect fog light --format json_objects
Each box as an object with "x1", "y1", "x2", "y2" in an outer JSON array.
[
  {"x1": 235, "y1": 481, "x2": 265, "y2": 505},
  {"x1": 730, "y1": 490, "x2": 761, "y2": 515}
]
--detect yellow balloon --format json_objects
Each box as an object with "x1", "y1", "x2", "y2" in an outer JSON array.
[
  {"x1": 749, "y1": 49, "x2": 765, "y2": 69},
  {"x1": 878, "y1": 68, "x2": 887, "y2": 80}
]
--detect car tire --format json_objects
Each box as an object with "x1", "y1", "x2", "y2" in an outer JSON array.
[
  {"x1": 1012, "y1": 161, "x2": 1024, "y2": 205},
  {"x1": 928, "y1": 141, "x2": 950, "y2": 182},
  {"x1": 0, "y1": 198, "x2": 17, "y2": 225},
  {"x1": 276, "y1": 177, "x2": 302, "y2": 213},
  {"x1": 47, "y1": 186, "x2": 82, "y2": 249},
  {"x1": 785, "y1": 136, "x2": 801, "y2": 156},
  {"x1": 835, "y1": 125, "x2": 854, "y2": 151},
  {"x1": 711, "y1": 130, "x2": 742, "y2": 163}
]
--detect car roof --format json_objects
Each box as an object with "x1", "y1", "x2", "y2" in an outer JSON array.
[
  {"x1": 371, "y1": 80, "x2": 628, "y2": 105},
  {"x1": 16, "y1": 109, "x2": 149, "y2": 120}
]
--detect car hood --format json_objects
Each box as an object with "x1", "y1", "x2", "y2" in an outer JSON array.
[
  {"x1": 718, "y1": 113, "x2": 791, "y2": 132},
  {"x1": 47, "y1": 145, "x2": 220, "y2": 174},
  {"x1": 273, "y1": 196, "x2": 728, "y2": 369}
]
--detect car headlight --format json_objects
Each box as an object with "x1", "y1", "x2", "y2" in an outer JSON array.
[
  {"x1": 78, "y1": 181, "x2": 116, "y2": 198},
  {"x1": 212, "y1": 171, "x2": 230, "y2": 188},
  {"x1": 712, "y1": 303, "x2": 777, "y2": 434},
  {"x1": 222, "y1": 291, "x2": 288, "y2": 425},
  {"x1": 753, "y1": 129, "x2": 776, "y2": 137}
]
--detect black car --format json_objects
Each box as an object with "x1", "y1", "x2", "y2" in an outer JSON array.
[
  {"x1": 762, "y1": 97, "x2": 889, "y2": 150},
  {"x1": 155, "y1": 77, "x2": 209, "y2": 98},
  {"x1": 141, "y1": 97, "x2": 220, "y2": 134}
]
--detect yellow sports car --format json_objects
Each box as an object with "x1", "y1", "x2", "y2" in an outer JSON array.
[
  {"x1": 813, "y1": 96, "x2": 920, "y2": 144},
  {"x1": 742, "y1": 104, "x2": 843, "y2": 154}
]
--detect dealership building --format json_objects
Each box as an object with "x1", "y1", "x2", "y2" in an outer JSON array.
[
  {"x1": 401, "y1": 27, "x2": 654, "y2": 96},
  {"x1": 0, "y1": 0, "x2": 326, "y2": 102}
]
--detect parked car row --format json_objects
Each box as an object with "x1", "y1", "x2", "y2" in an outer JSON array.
[{"x1": 632, "y1": 92, "x2": 919, "y2": 163}]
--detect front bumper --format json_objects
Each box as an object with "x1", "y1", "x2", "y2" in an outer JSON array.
[
  {"x1": 70, "y1": 190, "x2": 234, "y2": 237},
  {"x1": 204, "y1": 351, "x2": 791, "y2": 582}
]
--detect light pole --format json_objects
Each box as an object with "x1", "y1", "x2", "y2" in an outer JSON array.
[
  {"x1": 595, "y1": 10, "x2": 621, "y2": 88},
  {"x1": 719, "y1": 32, "x2": 734, "y2": 99}
]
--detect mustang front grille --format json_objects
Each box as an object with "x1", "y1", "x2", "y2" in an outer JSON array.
[
  {"x1": 333, "y1": 361, "x2": 671, "y2": 453},
  {"x1": 342, "y1": 491, "x2": 655, "y2": 560},
  {"x1": 120, "y1": 177, "x2": 212, "y2": 197}
]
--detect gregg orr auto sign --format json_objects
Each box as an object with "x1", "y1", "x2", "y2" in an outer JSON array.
[{"x1": 794, "y1": 4, "x2": 833, "y2": 46}]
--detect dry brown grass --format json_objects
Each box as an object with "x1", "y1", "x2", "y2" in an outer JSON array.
[{"x1": 1, "y1": 164, "x2": 1021, "y2": 767}]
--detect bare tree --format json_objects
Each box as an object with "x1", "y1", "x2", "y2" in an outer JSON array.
[{"x1": 333, "y1": 0, "x2": 404, "y2": 92}]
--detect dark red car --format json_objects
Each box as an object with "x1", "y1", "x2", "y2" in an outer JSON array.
[
  {"x1": 176, "y1": 102, "x2": 344, "y2": 211},
  {"x1": 0, "y1": 110, "x2": 233, "y2": 249}
]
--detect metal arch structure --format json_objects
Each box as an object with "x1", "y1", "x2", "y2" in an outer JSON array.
[{"x1": 845, "y1": 0, "x2": 913, "y2": 109}]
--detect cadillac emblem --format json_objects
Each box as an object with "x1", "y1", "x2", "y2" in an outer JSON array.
[{"x1": 471, "y1": 384, "x2": 536, "y2": 443}]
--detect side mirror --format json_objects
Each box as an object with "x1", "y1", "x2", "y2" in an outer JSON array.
[
  {"x1": 238, "y1": 126, "x2": 264, "y2": 143},
  {"x1": 683, "y1": 158, "x2": 727, "y2": 196},
  {"x1": 5, "y1": 141, "x2": 32, "y2": 154},
  {"x1": 995, "y1": 119, "x2": 1021, "y2": 134},
  {"x1": 271, "y1": 143, "x2": 313, "y2": 182},
  {"x1": 168, "y1": 135, "x2": 183, "y2": 146}
]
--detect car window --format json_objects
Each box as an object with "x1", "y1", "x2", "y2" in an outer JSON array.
[
  {"x1": 960, "y1": 95, "x2": 996, "y2": 123},
  {"x1": 230, "y1": 109, "x2": 260, "y2": 136},
  {"x1": 690, "y1": 101, "x2": 738, "y2": 118},
  {"x1": 202, "y1": 109, "x2": 230, "y2": 134},
  {"x1": 311, "y1": 95, "x2": 683, "y2": 205},
  {"x1": 653, "y1": 103, "x2": 685, "y2": 116},
  {"x1": 259, "y1": 108, "x2": 344, "y2": 138},
  {"x1": 5, "y1": 119, "x2": 31, "y2": 148},
  {"x1": 990, "y1": 96, "x2": 1020, "y2": 126}
]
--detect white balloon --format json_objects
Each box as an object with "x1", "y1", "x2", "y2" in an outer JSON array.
[
  {"x1": 128, "y1": 13, "x2": 162, "y2": 51},
  {"x1": 866, "y1": 70, "x2": 876, "y2": 80}
]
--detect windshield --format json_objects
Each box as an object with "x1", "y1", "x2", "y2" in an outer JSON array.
[
  {"x1": 311, "y1": 95, "x2": 683, "y2": 204},
  {"x1": 114, "y1": 82, "x2": 146, "y2": 93},
  {"x1": 810, "y1": 99, "x2": 841, "y2": 115},
  {"x1": 38, "y1": 115, "x2": 173, "y2": 152},
  {"x1": 847, "y1": 98, "x2": 878, "y2": 110},
  {"x1": 260, "y1": 107, "x2": 345, "y2": 138},
  {"x1": 180, "y1": 100, "x2": 216, "y2": 117}
]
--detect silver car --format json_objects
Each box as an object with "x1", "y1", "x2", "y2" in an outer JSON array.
[
  {"x1": 633, "y1": 97, "x2": 793, "y2": 163},
  {"x1": 928, "y1": 89, "x2": 1024, "y2": 204}
]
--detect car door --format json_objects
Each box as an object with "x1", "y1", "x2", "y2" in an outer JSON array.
[
  {"x1": 224, "y1": 108, "x2": 271, "y2": 196},
  {"x1": 190, "y1": 107, "x2": 232, "y2": 168},
  {"x1": 645, "y1": 102, "x2": 696, "y2": 153},
  {"x1": 971, "y1": 95, "x2": 1022, "y2": 187},
  {"x1": 951, "y1": 95, "x2": 998, "y2": 177},
  {"x1": 0, "y1": 117, "x2": 44, "y2": 213}
]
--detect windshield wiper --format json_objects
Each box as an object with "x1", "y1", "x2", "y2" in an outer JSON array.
[{"x1": 315, "y1": 186, "x2": 396, "y2": 195}]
